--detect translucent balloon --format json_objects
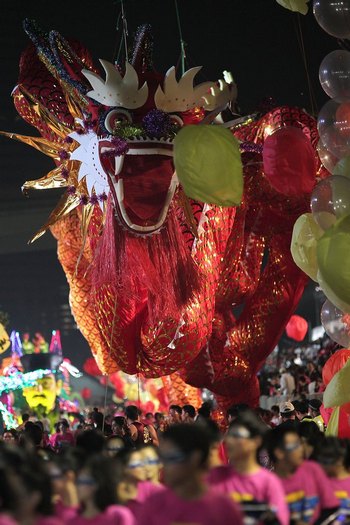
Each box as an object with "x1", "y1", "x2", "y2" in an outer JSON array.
[
  {"x1": 319, "y1": 50, "x2": 350, "y2": 99},
  {"x1": 317, "y1": 138, "x2": 338, "y2": 173},
  {"x1": 321, "y1": 299, "x2": 350, "y2": 347},
  {"x1": 333, "y1": 155, "x2": 350, "y2": 177},
  {"x1": 313, "y1": 0, "x2": 350, "y2": 39},
  {"x1": 318, "y1": 98, "x2": 350, "y2": 159},
  {"x1": 311, "y1": 175, "x2": 350, "y2": 230}
]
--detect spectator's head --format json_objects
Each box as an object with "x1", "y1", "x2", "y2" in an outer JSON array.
[
  {"x1": 308, "y1": 399, "x2": 322, "y2": 417},
  {"x1": 76, "y1": 429, "x2": 105, "y2": 457},
  {"x1": 299, "y1": 421, "x2": 323, "y2": 459},
  {"x1": 160, "y1": 424, "x2": 210, "y2": 489},
  {"x1": 105, "y1": 436, "x2": 125, "y2": 457},
  {"x1": 225, "y1": 409, "x2": 267, "y2": 464},
  {"x1": 144, "y1": 412, "x2": 155, "y2": 425},
  {"x1": 314, "y1": 437, "x2": 350, "y2": 478},
  {"x1": 182, "y1": 405, "x2": 196, "y2": 422},
  {"x1": 140, "y1": 444, "x2": 162, "y2": 483},
  {"x1": 271, "y1": 405, "x2": 280, "y2": 417},
  {"x1": 293, "y1": 400, "x2": 309, "y2": 420},
  {"x1": 125, "y1": 405, "x2": 139, "y2": 422},
  {"x1": 168, "y1": 405, "x2": 182, "y2": 423},
  {"x1": 279, "y1": 401, "x2": 296, "y2": 421},
  {"x1": 76, "y1": 455, "x2": 121, "y2": 510},
  {"x1": 265, "y1": 426, "x2": 304, "y2": 471},
  {"x1": 2, "y1": 429, "x2": 19, "y2": 444}
]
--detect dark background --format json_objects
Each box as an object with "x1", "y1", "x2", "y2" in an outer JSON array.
[{"x1": 0, "y1": 0, "x2": 335, "y2": 368}]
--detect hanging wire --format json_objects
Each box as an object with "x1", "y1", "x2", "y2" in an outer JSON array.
[
  {"x1": 112, "y1": 0, "x2": 129, "y2": 65},
  {"x1": 174, "y1": 0, "x2": 186, "y2": 75},
  {"x1": 295, "y1": 14, "x2": 318, "y2": 116}
]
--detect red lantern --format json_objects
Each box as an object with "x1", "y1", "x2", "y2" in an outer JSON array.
[
  {"x1": 263, "y1": 127, "x2": 316, "y2": 196},
  {"x1": 285, "y1": 315, "x2": 308, "y2": 341},
  {"x1": 83, "y1": 357, "x2": 102, "y2": 376},
  {"x1": 81, "y1": 387, "x2": 92, "y2": 400},
  {"x1": 322, "y1": 348, "x2": 350, "y2": 385}
]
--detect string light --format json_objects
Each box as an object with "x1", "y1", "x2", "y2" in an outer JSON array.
[{"x1": 0, "y1": 369, "x2": 54, "y2": 395}]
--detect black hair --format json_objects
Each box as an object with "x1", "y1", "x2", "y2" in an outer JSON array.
[
  {"x1": 125, "y1": 405, "x2": 139, "y2": 421},
  {"x1": 294, "y1": 400, "x2": 309, "y2": 414},
  {"x1": 23, "y1": 422, "x2": 43, "y2": 447},
  {"x1": 298, "y1": 421, "x2": 322, "y2": 448},
  {"x1": 182, "y1": 405, "x2": 196, "y2": 419},
  {"x1": 204, "y1": 420, "x2": 222, "y2": 444},
  {"x1": 21, "y1": 413, "x2": 30, "y2": 422},
  {"x1": 229, "y1": 408, "x2": 268, "y2": 438},
  {"x1": 162, "y1": 423, "x2": 210, "y2": 467},
  {"x1": 2, "y1": 428, "x2": 18, "y2": 440},
  {"x1": 76, "y1": 429, "x2": 105, "y2": 456},
  {"x1": 169, "y1": 405, "x2": 182, "y2": 415},
  {"x1": 19, "y1": 457, "x2": 53, "y2": 515},
  {"x1": 113, "y1": 416, "x2": 127, "y2": 428},
  {"x1": 271, "y1": 405, "x2": 279, "y2": 413},
  {"x1": 81, "y1": 455, "x2": 122, "y2": 510},
  {"x1": 314, "y1": 437, "x2": 350, "y2": 469},
  {"x1": 155, "y1": 412, "x2": 164, "y2": 422},
  {"x1": 145, "y1": 412, "x2": 154, "y2": 419},
  {"x1": 265, "y1": 425, "x2": 299, "y2": 463}
]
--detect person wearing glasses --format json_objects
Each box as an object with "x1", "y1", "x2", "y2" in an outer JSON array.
[
  {"x1": 136, "y1": 423, "x2": 243, "y2": 525},
  {"x1": 314, "y1": 437, "x2": 350, "y2": 515},
  {"x1": 115, "y1": 448, "x2": 165, "y2": 517},
  {"x1": 208, "y1": 409, "x2": 288, "y2": 525},
  {"x1": 266, "y1": 425, "x2": 339, "y2": 524},
  {"x1": 68, "y1": 455, "x2": 135, "y2": 525},
  {"x1": 140, "y1": 445, "x2": 162, "y2": 484}
]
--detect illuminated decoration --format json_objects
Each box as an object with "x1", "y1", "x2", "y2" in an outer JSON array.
[
  {"x1": 276, "y1": 0, "x2": 310, "y2": 15},
  {"x1": 0, "y1": 401, "x2": 17, "y2": 429},
  {"x1": 1, "y1": 21, "x2": 324, "y2": 407},
  {"x1": 0, "y1": 325, "x2": 10, "y2": 354},
  {"x1": 0, "y1": 368, "x2": 53, "y2": 396},
  {"x1": 10, "y1": 330, "x2": 23, "y2": 356}
]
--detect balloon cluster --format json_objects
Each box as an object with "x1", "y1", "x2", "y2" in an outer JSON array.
[{"x1": 292, "y1": 0, "x2": 350, "y2": 347}]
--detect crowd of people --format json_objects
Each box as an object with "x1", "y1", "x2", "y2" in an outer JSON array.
[{"x1": 0, "y1": 399, "x2": 350, "y2": 525}]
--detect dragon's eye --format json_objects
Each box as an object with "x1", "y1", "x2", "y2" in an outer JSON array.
[
  {"x1": 105, "y1": 109, "x2": 132, "y2": 133},
  {"x1": 169, "y1": 114, "x2": 184, "y2": 127}
]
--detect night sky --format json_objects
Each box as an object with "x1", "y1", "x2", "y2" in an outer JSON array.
[{"x1": 0, "y1": 0, "x2": 336, "y2": 368}]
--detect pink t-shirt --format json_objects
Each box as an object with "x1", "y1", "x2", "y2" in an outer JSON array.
[
  {"x1": 136, "y1": 486, "x2": 243, "y2": 525},
  {"x1": 67, "y1": 505, "x2": 135, "y2": 525},
  {"x1": 329, "y1": 476, "x2": 350, "y2": 510},
  {"x1": 55, "y1": 501, "x2": 79, "y2": 521},
  {"x1": 208, "y1": 465, "x2": 289, "y2": 525},
  {"x1": 127, "y1": 481, "x2": 166, "y2": 516},
  {"x1": 279, "y1": 461, "x2": 338, "y2": 524}
]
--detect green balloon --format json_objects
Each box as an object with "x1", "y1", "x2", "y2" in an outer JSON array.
[
  {"x1": 174, "y1": 125, "x2": 243, "y2": 207},
  {"x1": 317, "y1": 213, "x2": 350, "y2": 310},
  {"x1": 290, "y1": 213, "x2": 323, "y2": 281}
]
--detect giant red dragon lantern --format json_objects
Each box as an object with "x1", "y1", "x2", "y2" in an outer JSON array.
[{"x1": 1, "y1": 20, "x2": 326, "y2": 408}]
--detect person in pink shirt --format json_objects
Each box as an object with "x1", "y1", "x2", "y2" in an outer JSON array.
[
  {"x1": 137, "y1": 423, "x2": 243, "y2": 525},
  {"x1": 266, "y1": 425, "x2": 339, "y2": 524},
  {"x1": 314, "y1": 437, "x2": 350, "y2": 512},
  {"x1": 50, "y1": 420, "x2": 75, "y2": 452},
  {"x1": 66, "y1": 455, "x2": 135, "y2": 525},
  {"x1": 208, "y1": 409, "x2": 289, "y2": 525}
]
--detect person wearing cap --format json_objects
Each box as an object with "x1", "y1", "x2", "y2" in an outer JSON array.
[
  {"x1": 265, "y1": 425, "x2": 338, "y2": 524},
  {"x1": 208, "y1": 409, "x2": 289, "y2": 525},
  {"x1": 309, "y1": 399, "x2": 325, "y2": 432},
  {"x1": 279, "y1": 402, "x2": 297, "y2": 425}
]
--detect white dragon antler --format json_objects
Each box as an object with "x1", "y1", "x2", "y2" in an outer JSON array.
[
  {"x1": 202, "y1": 71, "x2": 237, "y2": 111},
  {"x1": 82, "y1": 60, "x2": 149, "y2": 109},
  {"x1": 155, "y1": 66, "x2": 214, "y2": 112}
]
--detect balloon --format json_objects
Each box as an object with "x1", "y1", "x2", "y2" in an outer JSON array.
[
  {"x1": 310, "y1": 175, "x2": 350, "y2": 230},
  {"x1": 323, "y1": 348, "x2": 350, "y2": 385},
  {"x1": 262, "y1": 127, "x2": 316, "y2": 196},
  {"x1": 276, "y1": 0, "x2": 310, "y2": 15},
  {"x1": 81, "y1": 387, "x2": 92, "y2": 400},
  {"x1": 313, "y1": 0, "x2": 350, "y2": 39},
  {"x1": 317, "y1": 139, "x2": 338, "y2": 173},
  {"x1": 317, "y1": 213, "x2": 350, "y2": 309},
  {"x1": 333, "y1": 155, "x2": 350, "y2": 178},
  {"x1": 285, "y1": 314, "x2": 308, "y2": 341},
  {"x1": 291, "y1": 213, "x2": 323, "y2": 281},
  {"x1": 83, "y1": 357, "x2": 102, "y2": 376},
  {"x1": 173, "y1": 125, "x2": 243, "y2": 207},
  {"x1": 317, "y1": 270, "x2": 350, "y2": 313},
  {"x1": 319, "y1": 50, "x2": 350, "y2": 99},
  {"x1": 318, "y1": 98, "x2": 350, "y2": 159},
  {"x1": 321, "y1": 299, "x2": 350, "y2": 347},
  {"x1": 324, "y1": 358, "x2": 350, "y2": 408}
]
